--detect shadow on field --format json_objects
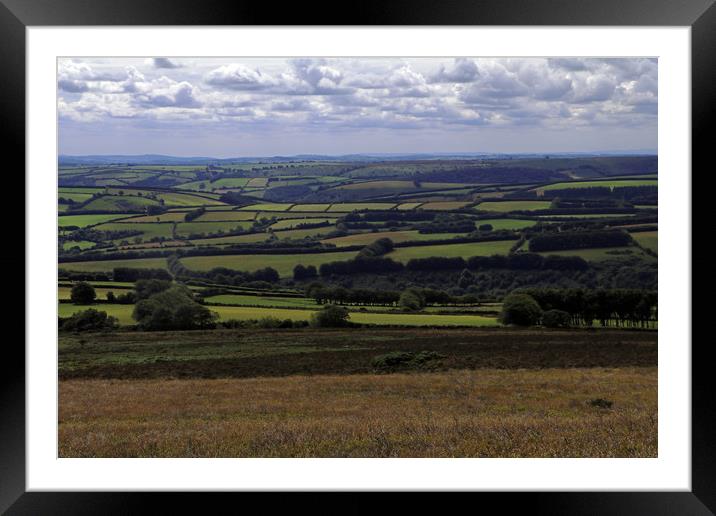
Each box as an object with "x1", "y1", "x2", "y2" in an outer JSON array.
[{"x1": 59, "y1": 328, "x2": 657, "y2": 380}]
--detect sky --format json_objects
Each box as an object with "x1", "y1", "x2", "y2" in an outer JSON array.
[{"x1": 58, "y1": 57, "x2": 657, "y2": 157}]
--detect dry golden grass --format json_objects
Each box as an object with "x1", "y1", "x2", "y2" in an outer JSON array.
[{"x1": 59, "y1": 367, "x2": 657, "y2": 458}]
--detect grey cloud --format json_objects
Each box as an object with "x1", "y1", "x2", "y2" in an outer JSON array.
[
  {"x1": 429, "y1": 58, "x2": 480, "y2": 83},
  {"x1": 58, "y1": 79, "x2": 89, "y2": 93},
  {"x1": 150, "y1": 57, "x2": 182, "y2": 69}
]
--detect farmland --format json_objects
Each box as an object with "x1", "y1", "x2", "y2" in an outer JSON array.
[
  {"x1": 476, "y1": 200, "x2": 553, "y2": 212},
  {"x1": 58, "y1": 154, "x2": 658, "y2": 458},
  {"x1": 180, "y1": 251, "x2": 359, "y2": 276},
  {"x1": 388, "y1": 240, "x2": 516, "y2": 261}
]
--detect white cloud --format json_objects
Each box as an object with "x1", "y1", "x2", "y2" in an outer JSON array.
[{"x1": 58, "y1": 57, "x2": 657, "y2": 153}]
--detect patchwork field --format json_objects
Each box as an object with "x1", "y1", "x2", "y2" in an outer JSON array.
[
  {"x1": 239, "y1": 203, "x2": 292, "y2": 212},
  {"x1": 270, "y1": 218, "x2": 337, "y2": 230},
  {"x1": 476, "y1": 201, "x2": 553, "y2": 212},
  {"x1": 180, "y1": 250, "x2": 359, "y2": 277},
  {"x1": 59, "y1": 214, "x2": 131, "y2": 228},
  {"x1": 631, "y1": 231, "x2": 658, "y2": 253},
  {"x1": 327, "y1": 203, "x2": 397, "y2": 212},
  {"x1": 387, "y1": 240, "x2": 516, "y2": 261},
  {"x1": 59, "y1": 257, "x2": 169, "y2": 273},
  {"x1": 419, "y1": 201, "x2": 472, "y2": 210},
  {"x1": 539, "y1": 179, "x2": 658, "y2": 192},
  {"x1": 321, "y1": 230, "x2": 468, "y2": 247}
]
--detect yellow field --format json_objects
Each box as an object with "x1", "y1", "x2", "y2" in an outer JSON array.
[
  {"x1": 59, "y1": 367, "x2": 657, "y2": 457},
  {"x1": 419, "y1": 201, "x2": 471, "y2": 210}
]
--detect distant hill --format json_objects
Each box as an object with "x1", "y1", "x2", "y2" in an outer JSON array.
[{"x1": 58, "y1": 151, "x2": 657, "y2": 167}]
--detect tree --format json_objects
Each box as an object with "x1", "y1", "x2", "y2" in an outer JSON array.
[
  {"x1": 134, "y1": 279, "x2": 172, "y2": 300},
  {"x1": 70, "y1": 282, "x2": 96, "y2": 304},
  {"x1": 310, "y1": 305, "x2": 350, "y2": 328},
  {"x1": 399, "y1": 288, "x2": 425, "y2": 311},
  {"x1": 293, "y1": 264, "x2": 318, "y2": 281},
  {"x1": 132, "y1": 285, "x2": 218, "y2": 331},
  {"x1": 499, "y1": 293, "x2": 543, "y2": 326},
  {"x1": 60, "y1": 309, "x2": 118, "y2": 332},
  {"x1": 457, "y1": 269, "x2": 475, "y2": 289},
  {"x1": 542, "y1": 309, "x2": 571, "y2": 328}
]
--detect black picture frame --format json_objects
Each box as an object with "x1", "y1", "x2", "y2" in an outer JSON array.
[{"x1": 2, "y1": 0, "x2": 710, "y2": 513}]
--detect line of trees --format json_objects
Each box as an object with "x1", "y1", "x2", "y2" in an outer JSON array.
[
  {"x1": 417, "y1": 214, "x2": 476, "y2": 234},
  {"x1": 319, "y1": 256, "x2": 404, "y2": 276},
  {"x1": 113, "y1": 267, "x2": 173, "y2": 282},
  {"x1": 184, "y1": 206, "x2": 205, "y2": 222},
  {"x1": 515, "y1": 287, "x2": 657, "y2": 328},
  {"x1": 405, "y1": 253, "x2": 589, "y2": 272},
  {"x1": 304, "y1": 284, "x2": 482, "y2": 307},
  {"x1": 357, "y1": 238, "x2": 394, "y2": 258}
]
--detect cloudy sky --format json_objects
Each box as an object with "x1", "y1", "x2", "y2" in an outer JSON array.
[{"x1": 58, "y1": 57, "x2": 657, "y2": 157}]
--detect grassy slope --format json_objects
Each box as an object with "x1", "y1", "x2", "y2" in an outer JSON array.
[{"x1": 59, "y1": 367, "x2": 657, "y2": 457}]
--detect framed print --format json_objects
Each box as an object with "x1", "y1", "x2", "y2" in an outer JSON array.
[{"x1": 3, "y1": 0, "x2": 713, "y2": 513}]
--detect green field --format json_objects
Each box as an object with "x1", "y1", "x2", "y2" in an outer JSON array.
[
  {"x1": 321, "y1": 230, "x2": 467, "y2": 247},
  {"x1": 59, "y1": 257, "x2": 169, "y2": 273},
  {"x1": 270, "y1": 218, "x2": 337, "y2": 230},
  {"x1": 80, "y1": 195, "x2": 162, "y2": 212},
  {"x1": 175, "y1": 221, "x2": 253, "y2": 237},
  {"x1": 474, "y1": 218, "x2": 537, "y2": 230},
  {"x1": 205, "y1": 294, "x2": 319, "y2": 309},
  {"x1": 59, "y1": 214, "x2": 131, "y2": 228},
  {"x1": 539, "y1": 180, "x2": 658, "y2": 191},
  {"x1": 631, "y1": 231, "x2": 658, "y2": 253},
  {"x1": 335, "y1": 180, "x2": 467, "y2": 191},
  {"x1": 256, "y1": 211, "x2": 334, "y2": 220},
  {"x1": 275, "y1": 227, "x2": 336, "y2": 240},
  {"x1": 190, "y1": 233, "x2": 271, "y2": 246},
  {"x1": 96, "y1": 222, "x2": 175, "y2": 241},
  {"x1": 206, "y1": 178, "x2": 251, "y2": 189},
  {"x1": 476, "y1": 201, "x2": 553, "y2": 212},
  {"x1": 58, "y1": 192, "x2": 94, "y2": 202},
  {"x1": 59, "y1": 286, "x2": 125, "y2": 300},
  {"x1": 123, "y1": 212, "x2": 188, "y2": 223},
  {"x1": 195, "y1": 211, "x2": 257, "y2": 222},
  {"x1": 327, "y1": 203, "x2": 397, "y2": 212},
  {"x1": 289, "y1": 204, "x2": 330, "y2": 212},
  {"x1": 180, "y1": 251, "x2": 358, "y2": 277},
  {"x1": 387, "y1": 240, "x2": 516, "y2": 262},
  {"x1": 156, "y1": 192, "x2": 226, "y2": 207},
  {"x1": 62, "y1": 240, "x2": 96, "y2": 251},
  {"x1": 59, "y1": 302, "x2": 499, "y2": 327},
  {"x1": 419, "y1": 201, "x2": 471, "y2": 210},
  {"x1": 239, "y1": 203, "x2": 292, "y2": 212}
]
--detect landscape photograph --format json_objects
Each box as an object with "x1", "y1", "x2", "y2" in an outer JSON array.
[{"x1": 57, "y1": 56, "x2": 658, "y2": 458}]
